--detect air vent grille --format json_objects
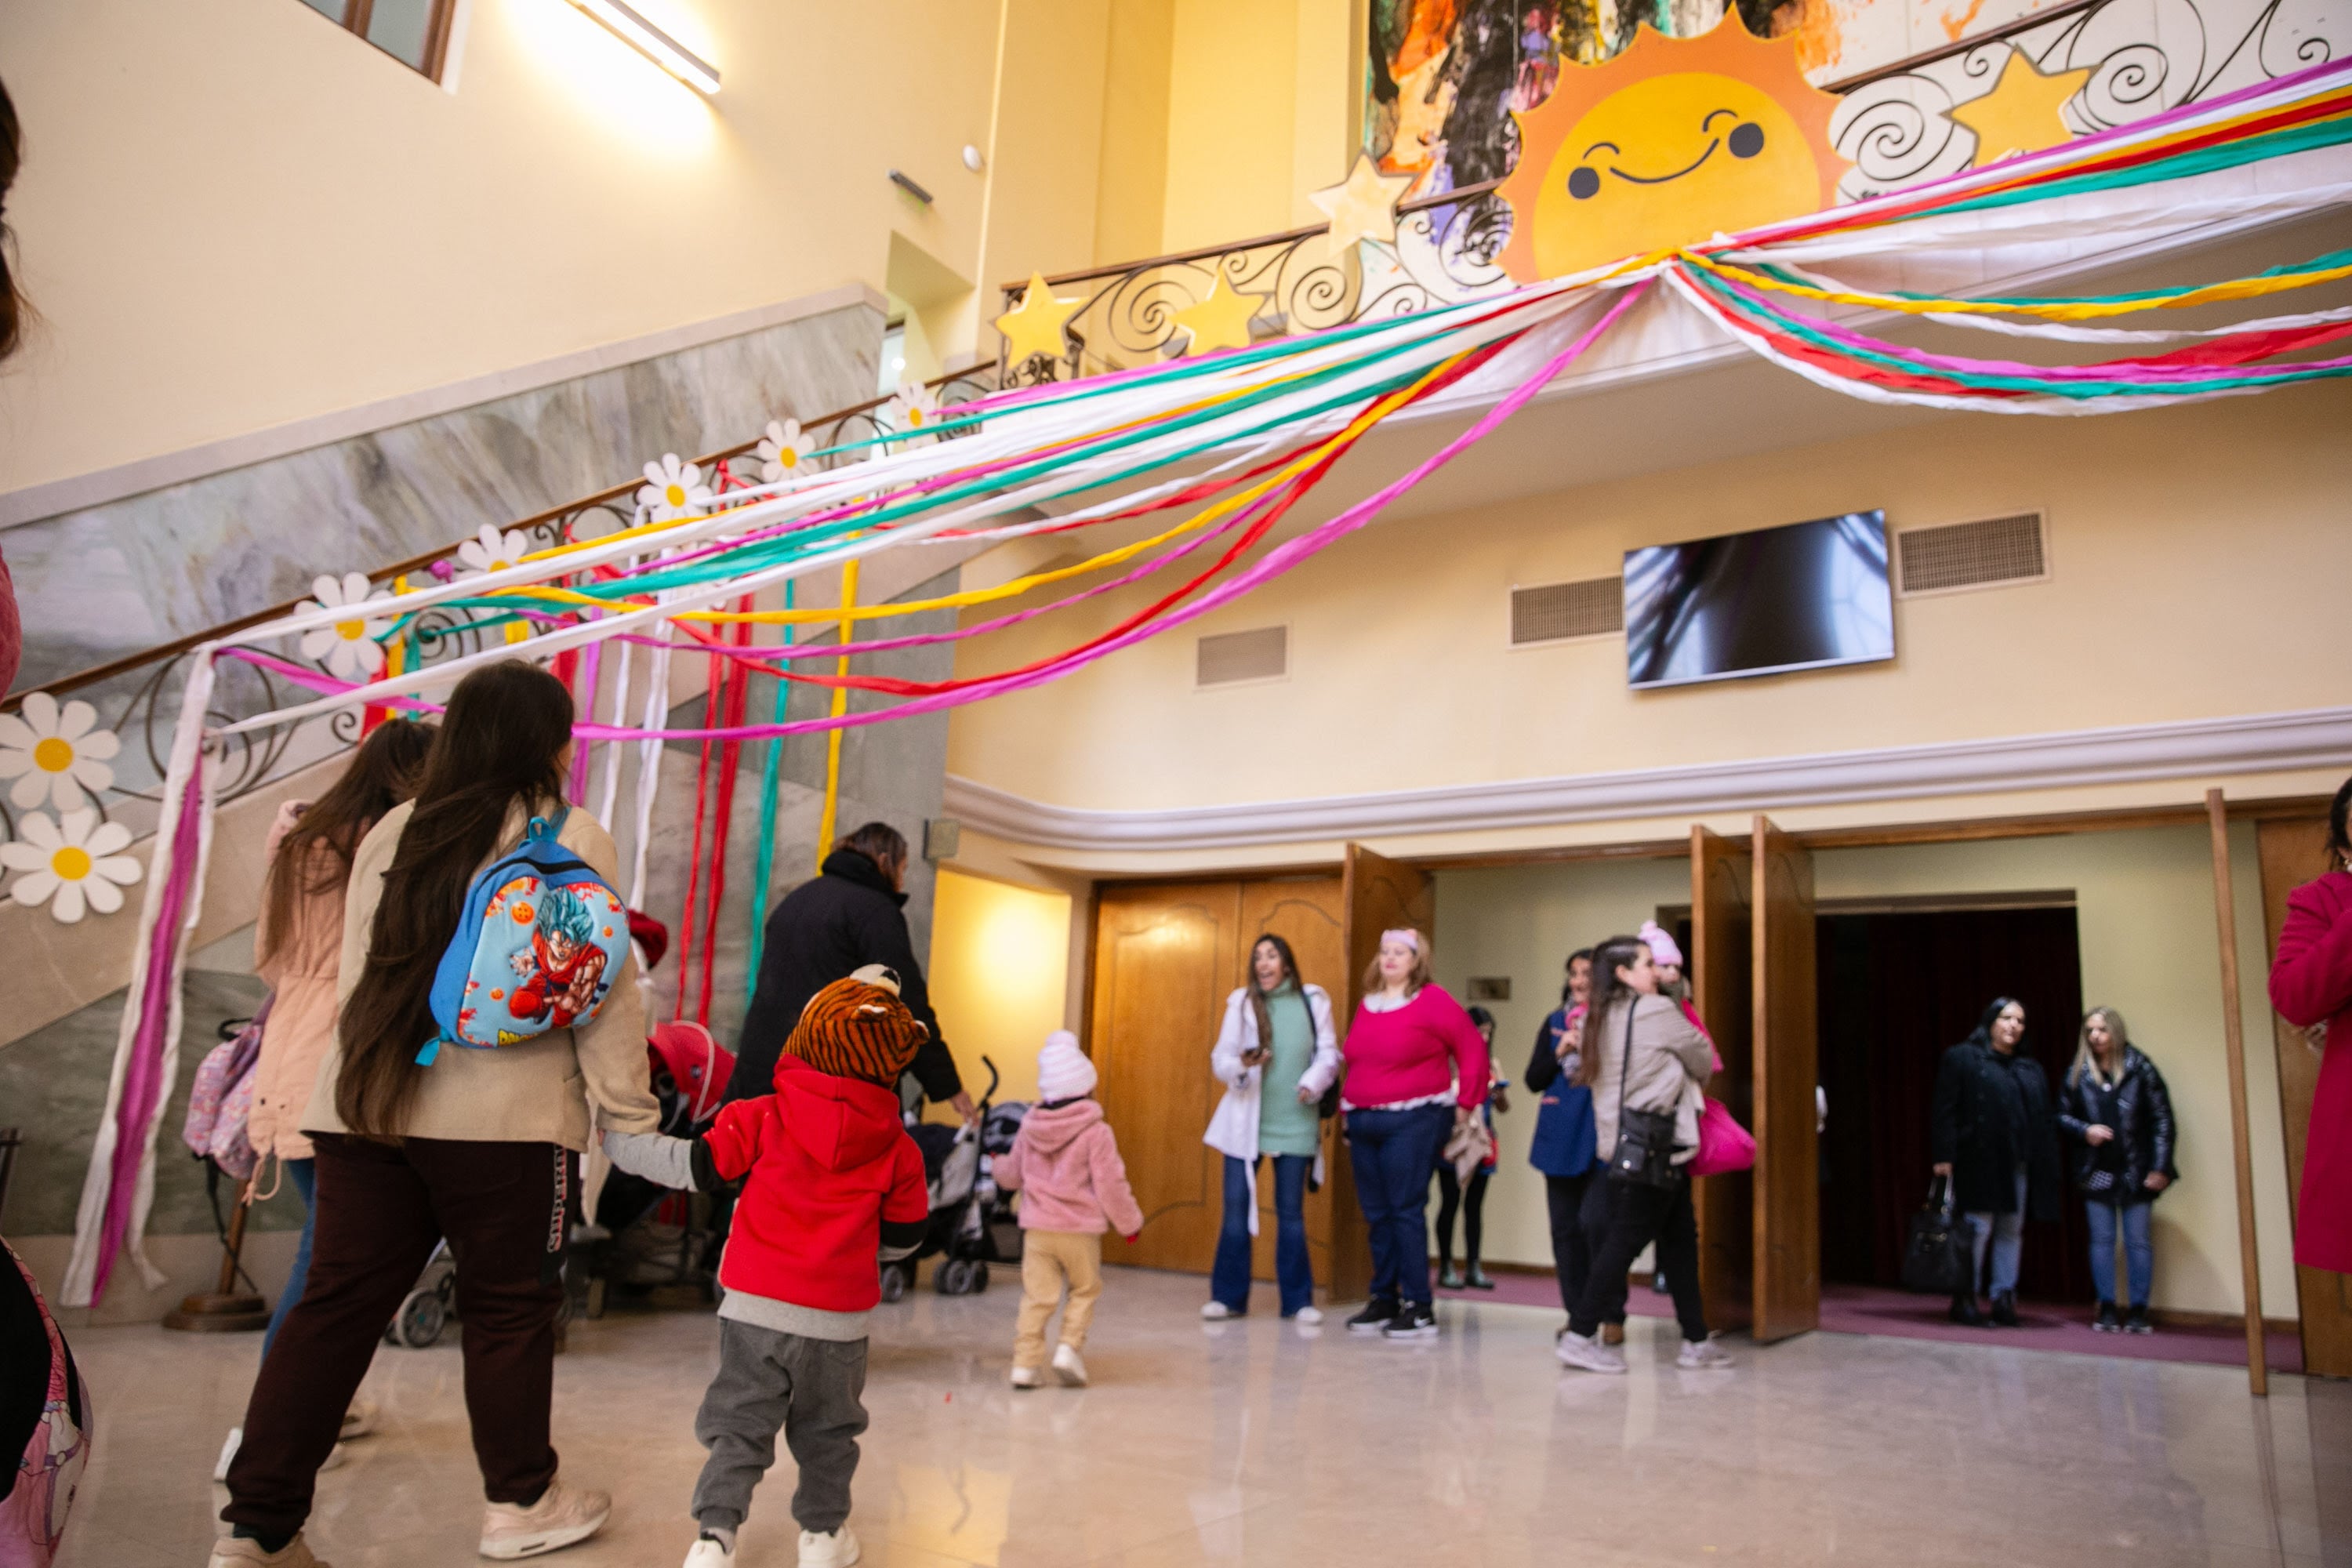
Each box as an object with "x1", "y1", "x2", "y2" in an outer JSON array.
[
  {"x1": 1897, "y1": 513, "x2": 2046, "y2": 595},
  {"x1": 1510, "y1": 578, "x2": 1623, "y2": 644},
  {"x1": 1196, "y1": 625, "x2": 1288, "y2": 687}
]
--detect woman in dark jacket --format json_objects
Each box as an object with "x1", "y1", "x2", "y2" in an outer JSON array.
[
  {"x1": 1526, "y1": 949, "x2": 1600, "y2": 1332},
  {"x1": 1930, "y1": 997, "x2": 2063, "y2": 1327},
  {"x1": 2056, "y1": 1007, "x2": 2176, "y2": 1334}
]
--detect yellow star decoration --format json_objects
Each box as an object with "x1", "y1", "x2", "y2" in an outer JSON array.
[
  {"x1": 1308, "y1": 154, "x2": 1414, "y2": 250},
  {"x1": 1170, "y1": 274, "x2": 1265, "y2": 354},
  {"x1": 993, "y1": 270, "x2": 1083, "y2": 365},
  {"x1": 1950, "y1": 49, "x2": 2092, "y2": 166}
]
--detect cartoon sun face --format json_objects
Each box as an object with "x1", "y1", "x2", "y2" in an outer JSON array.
[{"x1": 1498, "y1": 17, "x2": 1847, "y2": 282}]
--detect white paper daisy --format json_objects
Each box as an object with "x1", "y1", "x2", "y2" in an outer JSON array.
[
  {"x1": 456, "y1": 524, "x2": 533, "y2": 579},
  {"x1": 637, "y1": 454, "x2": 713, "y2": 521},
  {"x1": 880, "y1": 383, "x2": 943, "y2": 449},
  {"x1": 0, "y1": 691, "x2": 122, "y2": 812},
  {"x1": 1, "y1": 808, "x2": 141, "y2": 924},
  {"x1": 757, "y1": 419, "x2": 816, "y2": 485},
  {"x1": 297, "y1": 572, "x2": 394, "y2": 682}
]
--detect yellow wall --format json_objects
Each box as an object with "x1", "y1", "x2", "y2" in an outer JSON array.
[
  {"x1": 927, "y1": 866, "x2": 1075, "y2": 1108},
  {"x1": 1160, "y1": 0, "x2": 1357, "y2": 249}
]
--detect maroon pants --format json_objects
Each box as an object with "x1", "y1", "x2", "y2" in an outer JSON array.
[{"x1": 222, "y1": 1134, "x2": 577, "y2": 1538}]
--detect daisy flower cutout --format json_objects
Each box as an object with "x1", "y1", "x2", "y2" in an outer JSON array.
[
  {"x1": 637, "y1": 455, "x2": 713, "y2": 521},
  {"x1": 456, "y1": 524, "x2": 533, "y2": 579},
  {"x1": 297, "y1": 572, "x2": 394, "y2": 682},
  {"x1": 2, "y1": 808, "x2": 141, "y2": 924},
  {"x1": 0, "y1": 691, "x2": 122, "y2": 811},
  {"x1": 757, "y1": 419, "x2": 816, "y2": 485},
  {"x1": 880, "y1": 383, "x2": 942, "y2": 449}
]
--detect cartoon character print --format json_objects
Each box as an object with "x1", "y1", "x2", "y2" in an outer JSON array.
[{"x1": 506, "y1": 884, "x2": 610, "y2": 1030}]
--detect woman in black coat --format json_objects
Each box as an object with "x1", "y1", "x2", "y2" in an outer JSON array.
[
  {"x1": 1930, "y1": 997, "x2": 2063, "y2": 1327},
  {"x1": 2056, "y1": 1007, "x2": 2177, "y2": 1333}
]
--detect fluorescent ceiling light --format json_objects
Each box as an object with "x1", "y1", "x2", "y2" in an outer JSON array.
[{"x1": 566, "y1": 0, "x2": 720, "y2": 94}]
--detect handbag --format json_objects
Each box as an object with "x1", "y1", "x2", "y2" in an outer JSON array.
[
  {"x1": 1900, "y1": 1174, "x2": 1976, "y2": 1294},
  {"x1": 1690, "y1": 1095, "x2": 1755, "y2": 1177},
  {"x1": 1605, "y1": 1004, "x2": 1681, "y2": 1189}
]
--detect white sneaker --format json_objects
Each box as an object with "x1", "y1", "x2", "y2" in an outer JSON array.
[
  {"x1": 1009, "y1": 1364, "x2": 1043, "y2": 1389},
  {"x1": 479, "y1": 1475, "x2": 612, "y2": 1559},
  {"x1": 1291, "y1": 1305, "x2": 1323, "y2": 1326},
  {"x1": 798, "y1": 1524, "x2": 861, "y2": 1568},
  {"x1": 339, "y1": 1396, "x2": 379, "y2": 1440},
  {"x1": 214, "y1": 1427, "x2": 241, "y2": 1484},
  {"x1": 683, "y1": 1537, "x2": 735, "y2": 1568},
  {"x1": 1051, "y1": 1343, "x2": 1089, "y2": 1387},
  {"x1": 1199, "y1": 1301, "x2": 1233, "y2": 1319},
  {"x1": 1678, "y1": 1338, "x2": 1736, "y2": 1370},
  {"x1": 1555, "y1": 1329, "x2": 1627, "y2": 1374}
]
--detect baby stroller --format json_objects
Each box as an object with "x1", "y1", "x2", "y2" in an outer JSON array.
[
  {"x1": 880, "y1": 1057, "x2": 1029, "y2": 1300},
  {"x1": 575, "y1": 1020, "x2": 735, "y2": 1318}
]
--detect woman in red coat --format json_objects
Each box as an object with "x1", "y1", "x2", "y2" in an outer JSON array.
[{"x1": 2269, "y1": 775, "x2": 2352, "y2": 1276}]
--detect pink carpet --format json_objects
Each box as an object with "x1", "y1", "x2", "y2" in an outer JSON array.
[{"x1": 1435, "y1": 1270, "x2": 2302, "y2": 1372}]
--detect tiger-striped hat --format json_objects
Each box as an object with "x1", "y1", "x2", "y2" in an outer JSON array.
[{"x1": 785, "y1": 964, "x2": 928, "y2": 1086}]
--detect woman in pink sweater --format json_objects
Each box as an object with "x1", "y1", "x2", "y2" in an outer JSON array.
[{"x1": 1339, "y1": 930, "x2": 1490, "y2": 1340}]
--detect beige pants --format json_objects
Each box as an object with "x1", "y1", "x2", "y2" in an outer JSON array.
[{"x1": 1014, "y1": 1229, "x2": 1103, "y2": 1369}]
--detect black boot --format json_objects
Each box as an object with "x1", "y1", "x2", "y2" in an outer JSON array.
[
  {"x1": 2093, "y1": 1301, "x2": 2121, "y2": 1333},
  {"x1": 1465, "y1": 1264, "x2": 1495, "y2": 1290},
  {"x1": 1437, "y1": 1265, "x2": 1465, "y2": 1290},
  {"x1": 1991, "y1": 1290, "x2": 2020, "y2": 1327},
  {"x1": 1949, "y1": 1293, "x2": 1985, "y2": 1327}
]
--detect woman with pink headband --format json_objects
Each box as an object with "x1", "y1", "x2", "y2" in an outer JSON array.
[{"x1": 1338, "y1": 928, "x2": 1491, "y2": 1340}]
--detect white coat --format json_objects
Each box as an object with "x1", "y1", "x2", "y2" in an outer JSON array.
[{"x1": 1202, "y1": 984, "x2": 1341, "y2": 1234}]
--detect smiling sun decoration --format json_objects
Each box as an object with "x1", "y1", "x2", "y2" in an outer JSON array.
[{"x1": 1497, "y1": 13, "x2": 1848, "y2": 282}]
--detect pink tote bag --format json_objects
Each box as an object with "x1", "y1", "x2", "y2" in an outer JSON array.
[{"x1": 1691, "y1": 1096, "x2": 1755, "y2": 1177}]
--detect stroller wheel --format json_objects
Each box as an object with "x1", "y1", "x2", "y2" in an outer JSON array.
[
  {"x1": 880, "y1": 1264, "x2": 908, "y2": 1304},
  {"x1": 971, "y1": 1262, "x2": 989, "y2": 1294},
  {"x1": 937, "y1": 1258, "x2": 976, "y2": 1296},
  {"x1": 394, "y1": 1288, "x2": 447, "y2": 1349}
]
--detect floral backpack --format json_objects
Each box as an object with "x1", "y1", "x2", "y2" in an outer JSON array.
[
  {"x1": 419, "y1": 805, "x2": 629, "y2": 1065},
  {"x1": 180, "y1": 998, "x2": 270, "y2": 1181}
]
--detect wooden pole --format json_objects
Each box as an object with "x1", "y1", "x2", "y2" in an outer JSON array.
[{"x1": 2205, "y1": 788, "x2": 2268, "y2": 1396}]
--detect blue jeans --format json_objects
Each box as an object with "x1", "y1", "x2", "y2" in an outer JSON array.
[
  {"x1": 1210, "y1": 1153, "x2": 1314, "y2": 1316},
  {"x1": 1965, "y1": 1166, "x2": 2027, "y2": 1298},
  {"x1": 1345, "y1": 1104, "x2": 1453, "y2": 1307},
  {"x1": 261, "y1": 1156, "x2": 318, "y2": 1360},
  {"x1": 2085, "y1": 1197, "x2": 2154, "y2": 1308}
]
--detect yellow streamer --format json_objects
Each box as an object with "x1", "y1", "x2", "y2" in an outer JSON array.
[
  {"x1": 815, "y1": 556, "x2": 859, "y2": 873},
  {"x1": 1682, "y1": 249, "x2": 2352, "y2": 321}
]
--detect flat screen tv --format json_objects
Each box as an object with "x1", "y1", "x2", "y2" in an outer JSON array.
[{"x1": 1624, "y1": 510, "x2": 1893, "y2": 690}]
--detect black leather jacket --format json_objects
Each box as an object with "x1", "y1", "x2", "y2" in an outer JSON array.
[{"x1": 2056, "y1": 1047, "x2": 2177, "y2": 1202}]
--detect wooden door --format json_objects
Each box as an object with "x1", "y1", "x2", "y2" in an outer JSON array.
[
  {"x1": 1691, "y1": 826, "x2": 1754, "y2": 1332},
  {"x1": 1333, "y1": 844, "x2": 1436, "y2": 1301},
  {"x1": 1237, "y1": 878, "x2": 1348, "y2": 1287},
  {"x1": 2259, "y1": 818, "x2": 2352, "y2": 1378},
  {"x1": 1751, "y1": 815, "x2": 1820, "y2": 1343},
  {"x1": 1088, "y1": 882, "x2": 1242, "y2": 1273}
]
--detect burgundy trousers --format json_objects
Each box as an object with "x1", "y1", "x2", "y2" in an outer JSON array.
[{"x1": 222, "y1": 1134, "x2": 576, "y2": 1538}]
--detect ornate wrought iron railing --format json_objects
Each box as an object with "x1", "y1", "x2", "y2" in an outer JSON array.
[{"x1": 996, "y1": 0, "x2": 2333, "y2": 382}]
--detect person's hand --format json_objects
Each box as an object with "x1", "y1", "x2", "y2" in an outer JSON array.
[
  {"x1": 949, "y1": 1091, "x2": 978, "y2": 1126},
  {"x1": 1296, "y1": 1084, "x2": 1318, "y2": 1105},
  {"x1": 1241, "y1": 1046, "x2": 1270, "y2": 1069},
  {"x1": 1933, "y1": 1162, "x2": 1953, "y2": 1178},
  {"x1": 2084, "y1": 1124, "x2": 2114, "y2": 1145},
  {"x1": 2143, "y1": 1171, "x2": 2170, "y2": 1192}
]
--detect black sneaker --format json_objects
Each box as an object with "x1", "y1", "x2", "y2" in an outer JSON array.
[
  {"x1": 1948, "y1": 1294, "x2": 1985, "y2": 1327},
  {"x1": 2125, "y1": 1305, "x2": 2154, "y2": 1335},
  {"x1": 1990, "y1": 1290, "x2": 2020, "y2": 1327},
  {"x1": 1345, "y1": 1298, "x2": 1399, "y2": 1334},
  {"x1": 2092, "y1": 1301, "x2": 2122, "y2": 1333},
  {"x1": 1382, "y1": 1303, "x2": 1439, "y2": 1340}
]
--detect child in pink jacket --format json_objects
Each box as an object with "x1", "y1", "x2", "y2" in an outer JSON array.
[{"x1": 993, "y1": 1032, "x2": 1145, "y2": 1388}]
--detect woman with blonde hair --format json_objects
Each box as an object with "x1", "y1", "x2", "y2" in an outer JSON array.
[
  {"x1": 1336, "y1": 929, "x2": 1490, "y2": 1341},
  {"x1": 2056, "y1": 1007, "x2": 2176, "y2": 1333}
]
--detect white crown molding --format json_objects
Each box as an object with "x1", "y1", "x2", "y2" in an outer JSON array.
[
  {"x1": 0, "y1": 283, "x2": 888, "y2": 532},
  {"x1": 943, "y1": 706, "x2": 2352, "y2": 852}
]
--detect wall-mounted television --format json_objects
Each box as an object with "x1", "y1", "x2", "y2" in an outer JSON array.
[{"x1": 1624, "y1": 510, "x2": 1893, "y2": 690}]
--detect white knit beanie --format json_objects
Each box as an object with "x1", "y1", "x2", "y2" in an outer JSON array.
[{"x1": 1036, "y1": 1029, "x2": 1098, "y2": 1103}]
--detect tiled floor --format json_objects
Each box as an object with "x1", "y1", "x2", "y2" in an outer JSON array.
[{"x1": 58, "y1": 1266, "x2": 2352, "y2": 1567}]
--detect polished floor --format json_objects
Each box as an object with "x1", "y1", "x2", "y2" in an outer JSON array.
[{"x1": 60, "y1": 1267, "x2": 2351, "y2": 1567}]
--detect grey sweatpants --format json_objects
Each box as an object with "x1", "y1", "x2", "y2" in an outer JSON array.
[{"x1": 692, "y1": 1318, "x2": 870, "y2": 1535}]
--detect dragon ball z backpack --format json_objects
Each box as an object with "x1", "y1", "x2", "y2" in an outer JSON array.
[{"x1": 417, "y1": 804, "x2": 630, "y2": 1065}]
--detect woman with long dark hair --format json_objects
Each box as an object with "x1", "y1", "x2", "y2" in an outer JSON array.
[
  {"x1": 215, "y1": 662, "x2": 659, "y2": 1568},
  {"x1": 1555, "y1": 935, "x2": 1728, "y2": 1374},
  {"x1": 2057, "y1": 1007, "x2": 2176, "y2": 1333},
  {"x1": 1203, "y1": 933, "x2": 1340, "y2": 1321},
  {"x1": 2270, "y1": 773, "x2": 2352, "y2": 1279},
  {"x1": 1930, "y1": 996, "x2": 2062, "y2": 1327},
  {"x1": 213, "y1": 718, "x2": 434, "y2": 1483},
  {"x1": 1527, "y1": 948, "x2": 1602, "y2": 1334}
]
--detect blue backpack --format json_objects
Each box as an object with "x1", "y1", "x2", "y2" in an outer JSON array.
[{"x1": 417, "y1": 805, "x2": 631, "y2": 1065}]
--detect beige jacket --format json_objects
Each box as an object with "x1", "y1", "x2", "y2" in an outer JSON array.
[
  {"x1": 1585, "y1": 993, "x2": 1714, "y2": 1167},
  {"x1": 247, "y1": 801, "x2": 347, "y2": 1163},
  {"x1": 299, "y1": 799, "x2": 661, "y2": 1151}
]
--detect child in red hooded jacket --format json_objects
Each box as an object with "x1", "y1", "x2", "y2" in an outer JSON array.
[
  {"x1": 993, "y1": 1031, "x2": 1144, "y2": 1391},
  {"x1": 604, "y1": 965, "x2": 929, "y2": 1568}
]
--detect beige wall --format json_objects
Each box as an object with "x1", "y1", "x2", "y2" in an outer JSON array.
[{"x1": 927, "y1": 866, "x2": 1075, "y2": 1109}]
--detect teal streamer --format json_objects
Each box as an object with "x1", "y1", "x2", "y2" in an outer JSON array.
[{"x1": 745, "y1": 579, "x2": 793, "y2": 1007}]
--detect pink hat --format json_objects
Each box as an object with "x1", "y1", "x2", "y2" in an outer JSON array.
[{"x1": 1639, "y1": 920, "x2": 1683, "y2": 969}]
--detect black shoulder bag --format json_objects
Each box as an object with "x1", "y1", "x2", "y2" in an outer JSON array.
[{"x1": 1605, "y1": 1002, "x2": 1682, "y2": 1189}]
